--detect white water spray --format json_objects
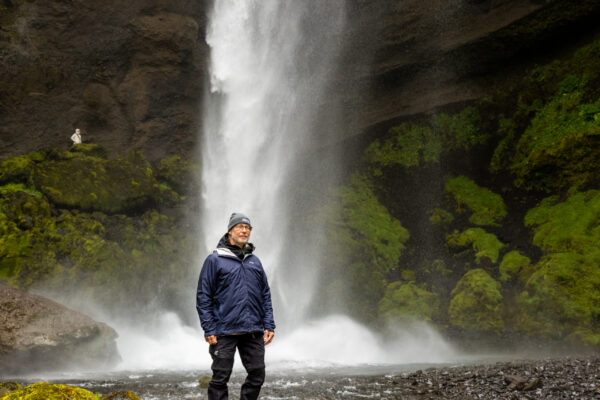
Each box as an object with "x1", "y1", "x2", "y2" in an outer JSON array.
[
  {"x1": 201, "y1": 0, "x2": 346, "y2": 325},
  {"x1": 196, "y1": 0, "x2": 458, "y2": 367}
]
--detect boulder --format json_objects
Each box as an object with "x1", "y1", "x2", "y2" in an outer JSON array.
[{"x1": 0, "y1": 283, "x2": 121, "y2": 374}]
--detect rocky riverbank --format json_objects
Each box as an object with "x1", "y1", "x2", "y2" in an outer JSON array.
[
  {"x1": 4, "y1": 356, "x2": 598, "y2": 399},
  {"x1": 386, "y1": 356, "x2": 600, "y2": 399}
]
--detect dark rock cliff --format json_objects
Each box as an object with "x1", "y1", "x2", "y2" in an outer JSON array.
[
  {"x1": 335, "y1": 0, "x2": 600, "y2": 141},
  {"x1": 0, "y1": 0, "x2": 208, "y2": 161},
  {"x1": 2, "y1": 1, "x2": 600, "y2": 159}
]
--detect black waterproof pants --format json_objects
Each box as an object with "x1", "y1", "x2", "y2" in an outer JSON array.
[{"x1": 208, "y1": 333, "x2": 266, "y2": 400}]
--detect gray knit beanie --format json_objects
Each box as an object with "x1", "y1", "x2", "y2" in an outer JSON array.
[{"x1": 228, "y1": 212, "x2": 252, "y2": 231}]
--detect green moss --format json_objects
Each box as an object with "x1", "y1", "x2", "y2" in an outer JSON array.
[
  {"x1": 431, "y1": 106, "x2": 486, "y2": 150},
  {"x1": 400, "y1": 269, "x2": 416, "y2": 282},
  {"x1": 489, "y1": 117, "x2": 517, "y2": 173},
  {"x1": 319, "y1": 173, "x2": 410, "y2": 320},
  {"x1": 68, "y1": 143, "x2": 108, "y2": 159},
  {"x1": 517, "y1": 250, "x2": 600, "y2": 341},
  {"x1": 156, "y1": 155, "x2": 199, "y2": 194},
  {"x1": 378, "y1": 281, "x2": 441, "y2": 323},
  {"x1": 0, "y1": 183, "x2": 42, "y2": 198},
  {"x1": 423, "y1": 259, "x2": 453, "y2": 278},
  {"x1": 525, "y1": 190, "x2": 600, "y2": 253},
  {"x1": 364, "y1": 123, "x2": 441, "y2": 169},
  {"x1": 0, "y1": 155, "x2": 34, "y2": 185},
  {"x1": 0, "y1": 382, "x2": 100, "y2": 400},
  {"x1": 33, "y1": 150, "x2": 160, "y2": 214},
  {"x1": 449, "y1": 269, "x2": 504, "y2": 333},
  {"x1": 499, "y1": 250, "x2": 531, "y2": 282},
  {"x1": 429, "y1": 208, "x2": 454, "y2": 225},
  {"x1": 510, "y1": 85, "x2": 600, "y2": 191},
  {"x1": 447, "y1": 228, "x2": 504, "y2": 264},
  {"x1": 445, "y1": 176, "x2": 507, "y2": 226},
  {"x1": 364, "y1": 107, "x2": 484, "y2": 171}
]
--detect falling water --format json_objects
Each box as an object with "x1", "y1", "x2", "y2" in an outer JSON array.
[
  {"x1": 201, "y1": 0, "x2": 346, "y2": 326},
  {"x1": 198, "y1": 0, "x2": 456, "y2": 367}
]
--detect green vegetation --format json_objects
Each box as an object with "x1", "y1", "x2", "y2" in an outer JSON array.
[
  {"x1": 320, "y1": 173, "x2": 409, "y2": 320},
  {"x1": 445, "y1": 176, "x2": 507, "y2": 226},
  {"x1": 524, "y1": 190, "x2": 600, "y2": 253},
  {"x1": 365, "y1": 123, "x2": 441, "y2": 170},
  {"x1": 378, "y1": 281, "x2": 440, "y2": 323},
  {"x1": 447, "y1": 228, "x2": 505, "y2": 264},
  {"x1": 449, "y1": 269, "x2": 504, "y2": 333},
  {"x1": 317, "y1": 33, "x2": 600, "y2": 348},
  {"x1": 517, "y1": 190, "x2": 600, "y2": 343},
  {"x1": 517, "y1": 251, "x2": 600, "y2": 344},
  {"x1": 364, "y1": 107, "x2": 483, "y2": 172},
  {"x1": 0, "y1": 146, "x2": 197, "y2": 316},
  {"x1": 499, "y1": 250, "x2": 530, "y2": 282},
  {"x1": 0, "y1": 382, "x2": 142, "y2": 400},
  {"x1": 431, "y1": 106, "x2": 486, "y2": 150},
  {"x1": 0, "y1": 382, "x2": 101, "y2": 400},
  {"x1": 510, "y1": 79, "x2": 600, "y2": 191}
]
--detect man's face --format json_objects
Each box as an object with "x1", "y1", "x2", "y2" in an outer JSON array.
[{"x1": 228, "y1": 223, "x2": 252, "y2": 248}]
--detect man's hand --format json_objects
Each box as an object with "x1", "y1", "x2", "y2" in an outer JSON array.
[
  {"x1": 205, "y1": 335, "x2": 217, "y2": 345},
  {"x1": 264, "y1": 330, "x2": 274, "y2": 345}
]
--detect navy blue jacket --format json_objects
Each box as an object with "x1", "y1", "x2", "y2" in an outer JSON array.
[{"x1": 196, "y1": 238, "x2": 275, "y2": 336}]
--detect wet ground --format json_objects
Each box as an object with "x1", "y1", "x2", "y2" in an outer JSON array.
[{"x1": 6, "y1": 356, "x2": 600, "y2": 399}]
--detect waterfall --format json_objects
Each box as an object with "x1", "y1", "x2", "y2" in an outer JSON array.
[
  {"x1": 198, "y1": 0, "x2": 456, "y2": 367},
  {"x1": 201, "y1": 0, "x2": 346, "y2": 327}
]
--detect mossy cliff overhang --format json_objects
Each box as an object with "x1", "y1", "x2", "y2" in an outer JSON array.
[{"x1": 340, "y1": 0, "x2": 600, "y2": 135}]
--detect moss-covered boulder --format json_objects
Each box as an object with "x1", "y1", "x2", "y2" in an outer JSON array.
[
  {"x1": 0, "y1": 382, "x2": 100, "y2": 400},
  {"x1": 378, "y1": 281, "x2": 440, "y2": 323},
  {"x1": 445, "y1": 176, "x2": 507, "y2": 226},
  {"x1": 499, "y1": 250, "x2": 531, "y2": 282},
  {"x1": 447, "y1": 228, "x2": 504, "y2": 264},
  {"x1": 34, "y1": 150, "x2": 159, "y2": 214},
  {"x1": 449, "y1": 269, "x2": 504, "y2": 333}
]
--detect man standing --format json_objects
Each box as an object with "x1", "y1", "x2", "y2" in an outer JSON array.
[
  {"x1": 197, "y1": 213, "x2": 275, "y2": 400},
  {"x1": 70, "y1": 128, "x2": 82, "y2": 144}
]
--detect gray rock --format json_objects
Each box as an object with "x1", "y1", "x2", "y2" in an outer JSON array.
[{"x1": 0, "y1": 283, "x2": 121, "y2": 374}]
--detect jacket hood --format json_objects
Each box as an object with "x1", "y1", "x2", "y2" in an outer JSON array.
[{"x1": 216, "y1": 233, "x2": 255, "y2": 259}]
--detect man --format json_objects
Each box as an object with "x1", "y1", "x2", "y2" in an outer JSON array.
[
  {"x1": 197, "y1": 212, "x2": 275, "y2": 400},
  {"x1": 70, "y1": 128, "x2": 82, "y2": 144}
]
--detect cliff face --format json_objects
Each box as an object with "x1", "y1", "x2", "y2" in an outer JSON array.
[
  {"x1": 336, "y1": 0, "x2": 600, "y2": 139},
  {"x1": 0, "y1": 0, "x2": 208, "y2": 161},
  {"x1": 2, "y1": 1, "x2": 600, "y2": 159}
]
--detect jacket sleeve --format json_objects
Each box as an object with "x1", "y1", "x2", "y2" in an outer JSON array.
[
  {"x1": 196, "y1": 255, "x2": 219, "y2": 336},
  {"x1": 261, "y1": 268, "x2": 276, "y2": 331}
]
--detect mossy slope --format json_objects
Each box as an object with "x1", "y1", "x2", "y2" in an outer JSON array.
[{"x1": 0, "y1": 146, "x2": 198, "y2": 317}]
